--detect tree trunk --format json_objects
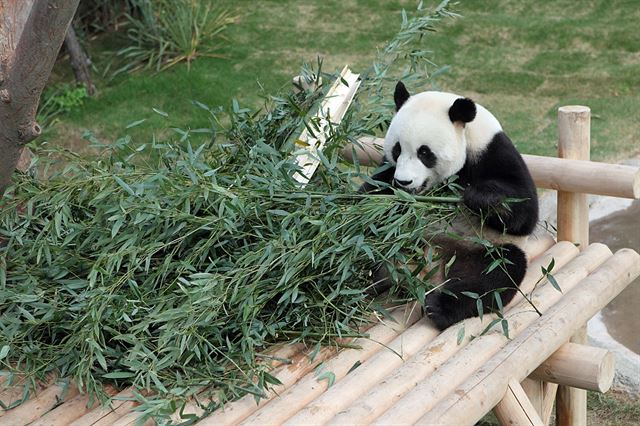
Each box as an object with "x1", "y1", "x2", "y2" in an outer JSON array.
[
  {"x1": 0, "y1": 0, "x2": 80, "y2": 194},
  {"x1": 65, "y1": 25, "x2": 96, "y2": 96}
]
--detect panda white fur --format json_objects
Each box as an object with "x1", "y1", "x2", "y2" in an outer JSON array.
[{"x1": 361, "y1": 82, "x2": 538, "y2": 330}]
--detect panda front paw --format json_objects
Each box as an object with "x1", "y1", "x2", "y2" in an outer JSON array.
[
  {"x1": 463, "y1": 185, "x2": 504, "y2": 212},
  {"x1": 425, "y1": 292, "x2": 456, "y2": 331}
]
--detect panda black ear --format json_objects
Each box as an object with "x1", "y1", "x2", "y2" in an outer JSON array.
[
  {"x1": 449, "y1": 98, "x2": 477, "y2": 124},
  {"x1": 394, "y1": 81, "x2": 410, "y2": 111}
]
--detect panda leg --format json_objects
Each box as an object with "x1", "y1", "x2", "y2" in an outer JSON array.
[{"x1": 425, "y1": 243, "x2": 527, "y2": 331}]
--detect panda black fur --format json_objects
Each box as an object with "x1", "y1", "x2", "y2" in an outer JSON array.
[{"x1": 361, "y1": 82, "x2": 538, "y2": 331}]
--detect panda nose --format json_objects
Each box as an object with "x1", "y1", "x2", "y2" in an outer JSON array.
[{"x1": 394, "y1": 178, "x2": 413, "y2": 187}]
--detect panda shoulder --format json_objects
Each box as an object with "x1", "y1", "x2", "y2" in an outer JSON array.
[{"x1": 465, "y1": 103, "x2": 504, "y2": 154}]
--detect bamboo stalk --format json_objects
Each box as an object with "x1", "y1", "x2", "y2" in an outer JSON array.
[
  {"x1": 530, "y1": 343, "x2": 615, "y2": 392},
  {"x1": 415, "y1": 248, "x2": 640, "y2": 426},
  {"x1": 198, "y1": 303, "x2": 421, "y2": 426},
  {"x1": 325, "y1": 242, "x2": 580, "y2": 425},
  {"x1": 370, "y1": 244, "x2": 612, "y2": 426},
  {"x1": 494, "y1": 378, "x2": 545, "y2": 426},
  {"x1": 341, "y1": 137, "x2": 640, "y2": 199},
  {"x1": 556, "y1": 105, "x2": 591, "y2": 426}
]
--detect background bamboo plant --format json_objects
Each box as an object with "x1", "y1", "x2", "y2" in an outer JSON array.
[{"x1": 115, "y1": 0, "x2": 237, "y2": 73}]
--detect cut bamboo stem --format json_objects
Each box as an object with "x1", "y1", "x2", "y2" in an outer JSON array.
[
  {"x1": 494, "y1": 378, "x2": 545, "y2": 426},
  {"x1": 556, "y1": 105, "x2": 591, "y2": 426},
  {"x1": 370, "y1": 244, "x2": 612, "y2": 426},
  {"x1": 415, "y1": 248, "x2": 640, "y2": 426},
  {"x1": 340, "y1": 136, "x2": 640, "y2": 199},
  {"x1": 199, "y1": 303, "x2": 421, "y2": 426},
  {"x1": 326, "y1": 242, "x2": 581, "y2": 425},
  {"x1": 531, "y1": 343, "x2": 615, "y2": 392}
]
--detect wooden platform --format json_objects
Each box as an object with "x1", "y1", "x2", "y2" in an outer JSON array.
[{"x1": 2, "y1": 234, "x2": 639, "y2": 425}]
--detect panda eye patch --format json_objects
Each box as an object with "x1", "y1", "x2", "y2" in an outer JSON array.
[
  {"x1": 392, "y1": 142, "x2": 401, "y2": 162},
  {"x1": 417, "y1": 145, "x2": 437, "y2": 168}
]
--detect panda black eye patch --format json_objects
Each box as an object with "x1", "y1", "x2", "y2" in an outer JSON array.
[
  {"x1": 392, "y1": 142, "x2": 401, "y2": 162},
  {"x1": 417, "y1": 145, "x2": 437, "y2": 168}
]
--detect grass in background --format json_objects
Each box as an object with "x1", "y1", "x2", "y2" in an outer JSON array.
[{"x1": 47, "y1": 0, "x2": 639, "y2": 161}]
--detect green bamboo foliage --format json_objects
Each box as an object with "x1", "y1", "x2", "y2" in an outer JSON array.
[{"x1": 1, "y1": 0, "x2": 460, "y2": 420}]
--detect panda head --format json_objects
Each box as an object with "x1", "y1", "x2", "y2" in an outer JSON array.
[{"x1": 384, "y1": 82, "x2": 477, "y2": 194}]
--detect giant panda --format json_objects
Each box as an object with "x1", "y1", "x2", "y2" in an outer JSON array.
[{"x1": 361, "y1": 82, "x2": 538, "y2": 331}]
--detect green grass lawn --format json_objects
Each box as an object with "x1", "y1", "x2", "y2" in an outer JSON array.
[{"x1": 47, "y1": 0, "x2": 639, "y2": 161}]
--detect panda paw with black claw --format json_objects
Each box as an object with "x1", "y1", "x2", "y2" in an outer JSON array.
[{"x1": 424, "y1": 292, "x2": 455, "y2": 331}]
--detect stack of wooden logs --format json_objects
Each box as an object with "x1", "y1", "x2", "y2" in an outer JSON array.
[{"x1": 1, "y1": 72, "x2": 639, "y2": 425}]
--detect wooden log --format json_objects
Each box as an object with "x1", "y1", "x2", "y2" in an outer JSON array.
[
  {"x1": 111, "y1": 411, "x2": 154, "y2": 426},
  {"x1": 556, "y1": 105, "x2": 591, "y2": 426},
  {"x1": 522, "y1": 155, "x2": 639, "y2": 199},
  {"x1": 415, "y1": 248, "x2": 640, "y2": 426},
  {"x1": 0, "y1": 381, "x2": 79, "y2": 425},
  {"x1": 520, "y1": 378, "x2": 559, "y2": 425},
  {"x1": 281, "y1": 318, "x2": 440, "y2": 425},
  {"x1": 325, "y1": 242, "x2": 581, "y2": 425},
  {"x1": 340, "y1": 137, "x2": 640, "y2": 199},
  {"x1": 199, "y1": 303, "x2": 421, "y2": 426},
  {"x1": 0, "y1": 376, "x2": 27, "y2": 414},
  {"x1": 530, "y1": 343, "x2": 615, "y2": 393},
  {"x1": 29, "y1": 393, "x2": 97, "y2": 426},
  {"x1": 69, "y1": 387, "x2": 138, "y2": 426},
  {"x1": 494, "y1": 378, "x2": 544, "y2": 426},
  {"x1": 556, "y1": 106, "x2": 590, "y2": 250},
  {"x1": 170, "y1": 343, "x2": 306, "y2": 423},
  {"x1": 520, "y1": 378, "x2": 546, "y2": 418},
  {"x1": 523, "y1": 233, "x2": 556, "y2": 261},
  {"x1": 369, "y1": 244, "x2": 612, "y2": 426},
  {"x1": 542, "y1": 382, "x2": 560, "y2": 425}
]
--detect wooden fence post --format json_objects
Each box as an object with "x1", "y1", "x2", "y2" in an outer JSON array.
[{"x1": 555, "y1": 105, "x2": 591, "y2": 426}]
